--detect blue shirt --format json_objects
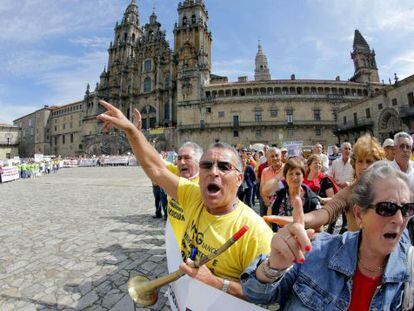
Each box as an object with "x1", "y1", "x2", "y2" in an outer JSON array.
[{"x1": 241, "y1": 231, "x2": 410, "y2": 310}]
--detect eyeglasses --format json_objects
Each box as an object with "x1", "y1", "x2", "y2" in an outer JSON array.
[
  {"x1": 369, "y1": 202, "x2": 414, "y2": 217},
  {"x1": 199, "y1": 160, "x2": 240, "y2": 173}
]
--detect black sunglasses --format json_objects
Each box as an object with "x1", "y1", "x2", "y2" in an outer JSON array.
[
  {"x1": 199, "y1": 160, "x2": 240, "y2": 173},
  {"x1": 369, "y1": 202, "x2": 414, "y2": 218}
]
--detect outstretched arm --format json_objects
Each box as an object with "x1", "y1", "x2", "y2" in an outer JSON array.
[{"x1": 97, "y1": 100, "x2": 179, "y2": 200}]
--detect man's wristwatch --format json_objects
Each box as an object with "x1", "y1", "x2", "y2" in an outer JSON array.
[
  {"x1": 261, "y1": 258, "x2": 290, "y2": 282},
  {"x1": 221, "y1": 278, "x2": 230, "y2": 293}
]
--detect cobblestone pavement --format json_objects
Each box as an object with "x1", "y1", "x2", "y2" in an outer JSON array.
[{"x1": 0, "y1": 167, "x2": 170, "y2": 311}]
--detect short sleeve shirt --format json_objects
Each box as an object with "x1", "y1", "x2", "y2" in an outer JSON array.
[{"x1": 176, "y1": 178, "x2": 273, "y2": 280}]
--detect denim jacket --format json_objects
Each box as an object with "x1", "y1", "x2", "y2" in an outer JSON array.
[{"x1": 241, "y1": 231, "x2": 410, "y2": 311}]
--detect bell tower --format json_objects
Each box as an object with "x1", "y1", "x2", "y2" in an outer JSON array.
[
  {"x1": 350, "y1": 29, "x2": 379, "y2": 83},
  {"x1": 104, "y1": 0, "x2": 142, "y2": 101},
  {"x1": 174, "y1": 0, "x2": 212, "y2": 102},
  {"x1": 254, "y1": 41, "x2": 271, "y2": 81}
]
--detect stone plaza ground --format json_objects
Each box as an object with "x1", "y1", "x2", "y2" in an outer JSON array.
[{"x1": 0, "y1": 167, "x2": 170, "y2": 310}]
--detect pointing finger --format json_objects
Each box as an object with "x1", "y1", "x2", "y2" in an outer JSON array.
[
  {"x1": 291, "y1": 194, "x2": 304, "y2": 226},
  {"x1": 99, "y1": 100, "x2": 117, "y2": 112}
]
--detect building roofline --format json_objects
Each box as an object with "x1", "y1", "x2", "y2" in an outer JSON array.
[
  {"x1": 0, "y1": 123, "x2": 19, "y2": 128},
  {"x1": 13, "y1": 100, "x2": 84, "y2": 123},
  {"x1": 338, "y1": 73, "x2": 414, "y2": 112},
  {"x1": 206, "y1": 79, "x2": 383, "y2": 88}
]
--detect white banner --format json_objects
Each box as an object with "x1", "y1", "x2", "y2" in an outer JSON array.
[
  {"x1": 0, "y1": 166, "x2": 20, "y2": 183},
  {"x1": 79, "y1": 159, "x2": 98, "y2": 167},
  {"x1": 283, "y1": 141, "x2": 303, "y2": 157},
  {"x1": 102, "y1": 156, "x2": 129, "y2": 165},
  {"x1": 34, "y1": 153, "x2": 44, "y2": 162},
  {"x1": 165, "y1": 221, "x2": 265, "y2": 311},
  {"x1": 63, "y1": 160, "x2": 79, "y2": 168}
]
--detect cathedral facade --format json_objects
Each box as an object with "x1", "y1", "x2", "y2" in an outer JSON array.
[{"x1": 14, "y1": 0, "x2": 394, "y2": 157}]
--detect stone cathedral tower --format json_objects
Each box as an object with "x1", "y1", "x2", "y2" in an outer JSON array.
[
  {"x1": 254, "y1": 41, "x2": 271, "y2": 81},
  {"x1": 174, "y1": 0, "x2": 212, "y2": 102},
  {"x1": 82, "y1": 0, "x2": 175, "y2": 155},
  {"x1": 350, "y1": 29, "x2": 379, "y2": 83}
]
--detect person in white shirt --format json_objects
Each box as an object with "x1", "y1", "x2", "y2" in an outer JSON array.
[
  {"x1": 329, "y1": 142, "x2": 354, "y2": 189},
  {"x1": 312, "y1": 143, "x2": 329, "y2": 173},
  {"x1": 390, "y1": 132, "x2": 414, "y2": 188}
]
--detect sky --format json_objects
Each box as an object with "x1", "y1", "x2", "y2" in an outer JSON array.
[{"x1": 1, "y1": 0, "x2": 414, "y2": 124}]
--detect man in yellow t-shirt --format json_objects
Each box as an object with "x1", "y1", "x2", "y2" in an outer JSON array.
[
  {"x1": 178, "y1": 177, "x2": 271, "y2": 281},
  {"x1": 166, "y1": 142, "x2": 202, "y2": 244},
  {"x1": 98, "y1": 100, "x2": 273, "y2": 299}
]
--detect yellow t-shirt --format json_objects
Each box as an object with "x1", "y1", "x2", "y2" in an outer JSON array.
[
  {"x1": 166, "y1": 162, "x2": 200, "y2": 244},
  {"x1": 177, "y1": 177, "x2": 273, "y2": 281}
]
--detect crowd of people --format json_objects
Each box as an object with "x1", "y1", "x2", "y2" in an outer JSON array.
[
  {"x1": 17, "y1": 159, "x2": 61, "y2": 178},
  {"x1": 97, "y1": 99, "x2": 414, "y2": 310}
]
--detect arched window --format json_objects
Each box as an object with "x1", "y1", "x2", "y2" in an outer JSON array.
[
  {"x1": 144, "y1": 77, "x2": 151, "y2": 92},
  {"x1": 124, "y1": 33, "x2": 127, "y2": 42},
  {"x1": 132, "y1": 33, "x2": 135, "y2": 43},
  {"x1": 183, "y1": 16, "x2": 188, "y2": 26},
  {"x1": 191, "y1": 14, "x2": 196, "y2": 24}
]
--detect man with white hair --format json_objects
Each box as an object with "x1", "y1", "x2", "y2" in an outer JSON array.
[
  {"x1": 166, "y1": 141, "x2": 203, "y2": 239},
  {"x1": 327, "y1": 142, "x2": 354, "y2": 234},
  {"x1": 329, "y1": 142, "x2": 354, "y2": 189},
  {"x1": 391, "y1": 132, "x2": 414, "y2": 187},
  {"x1": 98, "y1": 100, "x2": 273, "y2": 298}
]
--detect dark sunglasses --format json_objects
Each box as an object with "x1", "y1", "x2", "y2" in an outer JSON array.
[
  {"x1": 369, "y1": 202, "x2": 414, "y2": 217},
  {"x1": 199, "y1": 160, "x2": 240, "y2": 173}
]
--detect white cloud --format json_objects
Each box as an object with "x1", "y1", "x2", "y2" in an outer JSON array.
[
  {"x1": 382, "y1": 51, "x2": 414, "y2": 81},
  {"x1": 0, "y1": 100, "x2": 39, "y2": 124},
  {"x1": 3, "y1": 51, "x2": 74, "y2": 76},
  {"x1": 69, "y1": 36, "x2": 111, "y2": 49},
  {"x1": 212, "y1": 58, "x2": 253, "y2": 80},
  {"x1": 0, "y1": 48, "x2": 107, "y2": 123},
  {"x1": 0, "y1": 0, "x2": 122, "y2": 43},
  {"x1": 310, "y1": 0, "x2": 414, "y2": 36},
  {"x1": 35, "y1": 51, "x2": 108, "y2": 106}
]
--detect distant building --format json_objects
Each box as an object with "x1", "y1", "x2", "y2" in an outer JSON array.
[
  {"x1": 13, "y1": 106, "x2": 53, "y2": 157},
  {"x1": 14, "y1": 1, "x2": 393, "y2": 156},
  {"x1": 336, "y1": 74, "x2": 414, "y2": 143},
  {"x1": 0, "y1": 124, "x2": 19, "y2": 160}
]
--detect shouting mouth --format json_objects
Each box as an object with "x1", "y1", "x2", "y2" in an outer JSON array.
[
  {"x1": 207, "y1": 183, "x2": 221, "y2": 195},
  {"x1": 383, "y1": 232, "x2": 398, "y2": 241}
]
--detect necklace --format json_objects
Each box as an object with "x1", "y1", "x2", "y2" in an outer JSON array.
[{"x1": 358, "y1": 258, "x2": 385, "y2": 273}]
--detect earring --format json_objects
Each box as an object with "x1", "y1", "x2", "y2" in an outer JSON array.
[{"x1": 359, "y1": 223, "x2": 364, "y2": 230}]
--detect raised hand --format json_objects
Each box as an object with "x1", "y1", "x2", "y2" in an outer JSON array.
[
  {"x1": 267, "y1": 194, "x2": 314, "y2": 270},
  {"x1": 96, "y1": 100, "x2": 135, "y2": 133},
  {"x1": 133, "y1": 108, "x2": 142, "y2": 130}
]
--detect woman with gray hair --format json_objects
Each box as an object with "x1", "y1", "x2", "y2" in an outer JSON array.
[{"x1": 241, "y1": 161, "x2": 414, "y2": 310}]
